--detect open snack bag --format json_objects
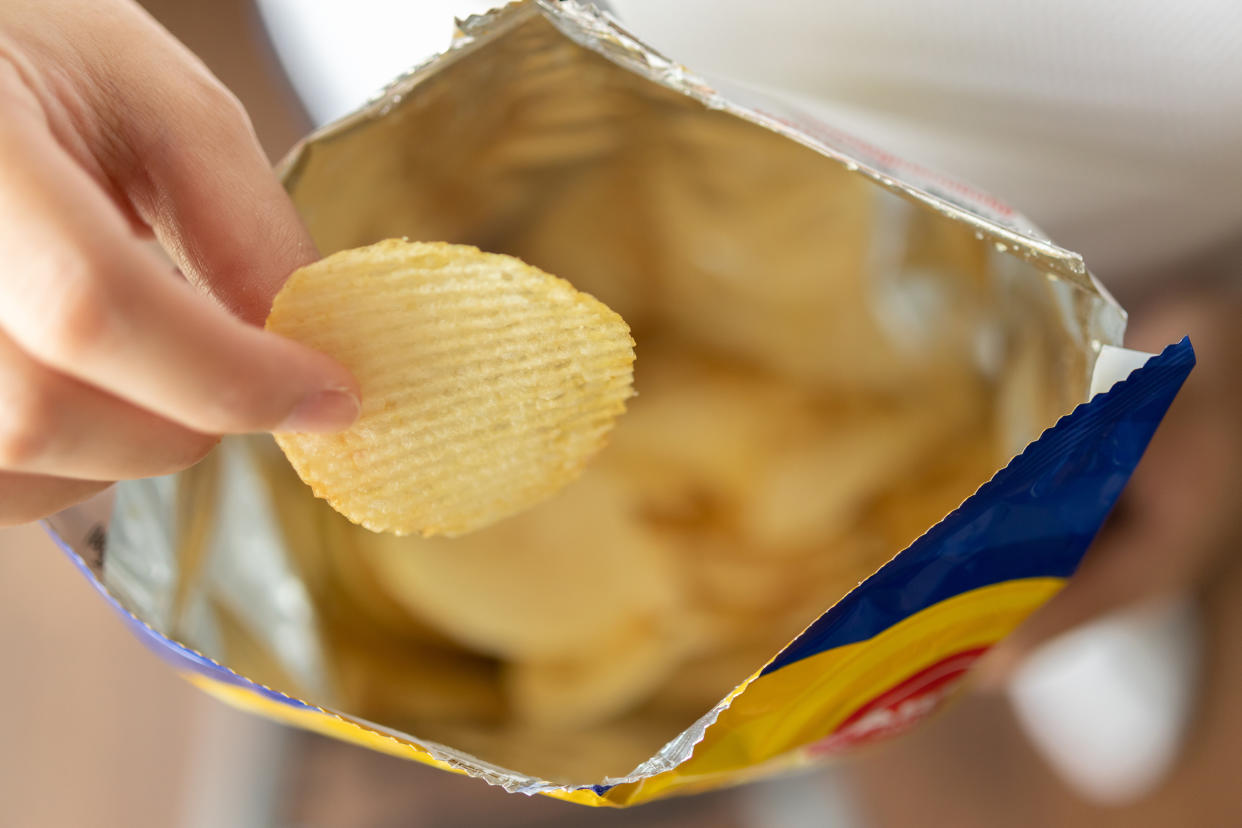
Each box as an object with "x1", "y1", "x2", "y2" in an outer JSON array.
[{"x1": 45, "y1": 1, "x2": 1194, "y2": 808}]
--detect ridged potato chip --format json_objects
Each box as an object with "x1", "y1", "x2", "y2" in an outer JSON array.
[
  {"x1": 356, "y1": 472, "x2": 681, "y2": 660},
  {"x1": 505, "y1": 614, "x2": 687, "y2": 728},
  {"x1": 266, "y1": 240, "x2": 635, "y2": 536},
  {"x1": 511, "y1": 146, "x2": 657, "y2": 325},
  {"x1": 739, "y1": 389, "x2": 979, "y2": 548},
  {"x1": 600, "y1": 349, "x2": 823, "y2": 527}
]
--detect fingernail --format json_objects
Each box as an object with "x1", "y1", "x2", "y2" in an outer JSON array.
[{"x1": 278, "y1": 389, "x2": 360, "y2": 433}]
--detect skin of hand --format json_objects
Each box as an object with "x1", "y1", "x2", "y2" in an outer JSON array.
[{"x1": 0, "y1": 0, "x2": 359, "y2": 525}]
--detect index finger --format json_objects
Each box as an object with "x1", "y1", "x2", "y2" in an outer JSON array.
[
  {"x1": 0, "y1": 99, "x2": 358, "y2": 436},
  {"x1": 116, "y1": 76, "x2": 318, "y2": 325},
  {"x1": 55, "y1": 0, "x2": 316, "y2": 324}
]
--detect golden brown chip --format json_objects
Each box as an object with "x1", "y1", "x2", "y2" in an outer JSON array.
[
  {"x1": 739, "y1": 390, "x2": 979, "y2": 548},
  {"x1": 315, "y1": 511, "x2": 465, "y2": 646},
  {"x1": 642, "y1": 115, "x2": 997, "y2": 394},
  {"x1": 510, "y1": 146, "x2": 658, "y2": 325},
  {"x1": 643, "y1": 116, "x2": 896, "y2": 390},
  {"x1": 505, "y1": 614, "x2": 687, "y2": 729},
  {"x1": 681, "y1": 540, "x2": 806, "y2": 611},
  {"x1": 356, "y1": 472, "x2": 682, "y2": 660},
  {"x1": 864, "y1": 423, "x2": 1001, "y2": 554},
  {"x1": 601, "y1": 350, "x2": 823, "y2": 526},
  {"x1": 266, "y1": 239, "x2": 635, "y2": 536}
]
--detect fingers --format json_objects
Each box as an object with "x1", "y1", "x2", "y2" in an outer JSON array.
[
  {"x1": 79, "y1": 8, "x2": 319, "y2": 326},
  {"x1": 0, "y1": 331, "x2": 218, "y2": 480},
  {"x1": 0, "y1": 2, "x2": 355, "y2": 525},
  {"x1": 0, "y1": 471, "x2": 109, "y2": 528},
  {"x1": 121, "y1": 80, "x2": 318, "y2": 326},
  {"x1": 0, "y1": 102, "x2": 359, "y2": 436}
]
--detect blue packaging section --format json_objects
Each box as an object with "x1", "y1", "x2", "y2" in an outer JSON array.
[{"x1": 764, "y1": 338, "x2": 1195, "y2": 675}]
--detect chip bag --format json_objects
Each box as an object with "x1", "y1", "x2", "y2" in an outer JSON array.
[{"x1": 45, "y1": 1, "x2": 1194, "y2": 807}]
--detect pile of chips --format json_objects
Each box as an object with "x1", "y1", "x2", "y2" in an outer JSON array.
[
  {"x1": 267, "y1": 240, "x2": 636, "y2": 537},
  {"x1": 266, "y1": 237, "x2": 1003, "y2": 782}
]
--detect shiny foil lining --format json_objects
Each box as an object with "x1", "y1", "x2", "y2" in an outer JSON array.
[{"x1": 50, "y1": 0, "x2": 1126, "y2": 793}]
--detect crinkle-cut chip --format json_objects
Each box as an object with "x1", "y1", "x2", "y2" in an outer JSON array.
[
  {"x1": 266, "y1": 239, "x2": 635, "y2": 536},
  {"x1": 643, "y1": 117, "x2": 895, "y2": 389},
  {"x1": 356, "y1": 472, "x2": 682, "y2": 660},
  {"x1": 643, "y1": 115, "x2": 992, "y2": 393},
  {"x1": 739, "y1": 388, "x2": 981, "y2": 548},
  {"x1": 510, "y1": 146, "x2": 656, "y2": 325},
  {"x1": 678, "y1": 537, "x2": 810, "y2": 611},
  {"x1": 316, "y1": 510, "x2": 463, "y2": 645},
  {"x1": 601, "y1": 350, "x2": 824, "y2": 523},
  {"x1": 864, "y1": 426, "x2": 1002, "y2": 555},
  {"x1": 505, "y1": 615, "x2": 687, "y2": 728}
]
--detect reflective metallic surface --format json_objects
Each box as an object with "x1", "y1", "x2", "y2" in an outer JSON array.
[{"x1": 49, "y1": 0, "x2": 1126, "y2": 792}]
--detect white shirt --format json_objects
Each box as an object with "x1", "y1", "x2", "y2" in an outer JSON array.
[{"x1": 257, "y1": 0, "x2": 1242, "y2": 285}]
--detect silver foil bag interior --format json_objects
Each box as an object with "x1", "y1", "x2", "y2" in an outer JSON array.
[{"x1": 60, "y1": 0, "x2": 1128, "y2": 789}]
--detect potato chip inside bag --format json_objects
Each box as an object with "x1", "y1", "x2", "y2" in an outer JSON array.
[
  {"x1": 47, "y1": 0, "x2": 1194, "y2": 808},
  {"x1": 267, "y1": 239, "x2": 636, "y2": 538}
]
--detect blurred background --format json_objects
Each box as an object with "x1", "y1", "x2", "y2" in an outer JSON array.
[{"x1": 3, "y1": 0, "x2": 1241, "y2": 825}]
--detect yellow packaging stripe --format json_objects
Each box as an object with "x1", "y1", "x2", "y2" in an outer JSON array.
[
  {"x1": 185, "y1": 577, "x2": 1060, "y2": 806},
  {"x1": 598, "y1": 577, "x2": 1063, "y2": 805}
]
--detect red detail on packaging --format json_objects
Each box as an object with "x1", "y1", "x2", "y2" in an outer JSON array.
[{"x1": 809, "y1": 647, "x2": 990, "y2": 755}]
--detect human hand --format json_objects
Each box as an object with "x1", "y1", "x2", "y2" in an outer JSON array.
[{"x1": 0, "y1": 0, "x2": 359, "y2": 524}]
